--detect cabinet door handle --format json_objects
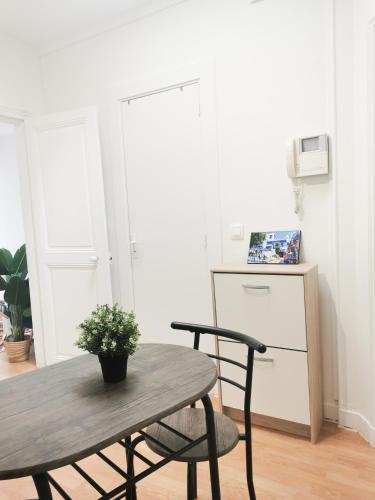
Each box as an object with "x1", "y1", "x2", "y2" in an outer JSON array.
[
  {"x1": 254, "y1": 357, "x2": 274, "y2": 363},
  {"x1": 242, "y1": 284, "x2": 270, "y2": 290}
]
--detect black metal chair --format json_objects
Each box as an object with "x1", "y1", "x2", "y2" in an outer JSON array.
[{"x1": 127, "y1": 322, "x2": 266, "y2": 500}]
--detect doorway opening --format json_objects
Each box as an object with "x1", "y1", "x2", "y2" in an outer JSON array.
[{"x1": 0, "y1": 120, "x2": 36, "y2": 377}]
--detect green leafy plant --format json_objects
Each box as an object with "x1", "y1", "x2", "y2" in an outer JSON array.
[
  {"x1": 250, "y1": 232, "x2": 266, "y2": 247},
  {"x1": 76, "y1": 304, "x2": 140, "y2": 357},
  {"x1": 0, "y1": 244, "x2": 31, "y2": 342}
]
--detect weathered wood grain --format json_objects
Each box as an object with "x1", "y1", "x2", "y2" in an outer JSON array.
[
  {"x1": 0, "y1": 343, "x2": 217, "y2": 480},
  {"x1": 145, "y1": 408, "x2": 239, "y2": 462}
]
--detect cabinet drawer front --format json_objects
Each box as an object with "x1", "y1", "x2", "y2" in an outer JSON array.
[
  {"x1": 214, "y1": 273, "x2": 306, "y2": 350},
  {"x1": 219, "y1": 341, "x2": 310, "y2": 425}
]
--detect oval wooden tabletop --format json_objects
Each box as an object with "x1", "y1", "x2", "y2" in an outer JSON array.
[{"x1": 0, "y1": 343, "x2": 217, "y2": 480}]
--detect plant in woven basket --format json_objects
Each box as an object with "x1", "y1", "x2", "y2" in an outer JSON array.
[{"x1": 0, "y1": 244, "x2": 31, "y2": 342}]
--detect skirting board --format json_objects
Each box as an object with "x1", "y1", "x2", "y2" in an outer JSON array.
[
  {"x1": 223, "y1": 406, "x2": 311, "y2": 440},
  {"x1": 224, "y1": 404, "x2": 375, "y2": 447},
  {"x1": 339, "y1": 408, "x2": 375, "y2": 447}
]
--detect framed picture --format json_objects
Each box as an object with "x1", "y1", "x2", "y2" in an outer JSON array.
[{"x1": 247, "y1": 230, "x2": 301, "y2": 265}]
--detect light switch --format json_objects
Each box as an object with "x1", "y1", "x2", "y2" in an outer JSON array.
[{"x1": 230, "y1": 224, "x2": 244, "y2": 240}]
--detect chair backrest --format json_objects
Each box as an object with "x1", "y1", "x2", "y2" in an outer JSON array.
[{"x1": 170, "y1": 321, "x2": 266, "y2": 419}]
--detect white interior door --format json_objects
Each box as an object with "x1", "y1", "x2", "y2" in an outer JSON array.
[
  {"x1": 25, "y1": 107, "x2": 112, "y2": 364},
  {"x1": 121, "y1": 83, "x2": 211, "y2": 347}
]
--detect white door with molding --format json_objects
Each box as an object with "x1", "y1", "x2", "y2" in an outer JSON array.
[
  {"x1": 121, "y1": 83, "x2": 211, "y2": 346},
  {"x1": 25, "y1": 107, "x2": 112, "y2": 364}
]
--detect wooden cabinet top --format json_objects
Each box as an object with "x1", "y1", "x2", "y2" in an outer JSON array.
[{"x1": 211, "y1": 262, "x2": 317, "y2": 276}]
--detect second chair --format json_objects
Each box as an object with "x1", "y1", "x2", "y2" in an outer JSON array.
[{"x1": 127, "y1": 321, "x2": 266, "y2": 500}]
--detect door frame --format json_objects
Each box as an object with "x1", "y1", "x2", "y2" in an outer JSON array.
[
  {"x1": 0, "y1": 106, "x2": 46, "y2": 366},
  {"x1": 110, "y1": 61, "x2": 222, "y2": 311}
]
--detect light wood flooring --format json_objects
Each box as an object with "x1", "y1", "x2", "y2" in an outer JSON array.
[
  {"x1": 1, "y1": 354, "x2": 375, "y2": 499},
  {"x1": 0, "y1": 348, "x2": 36, "y2": 381}
]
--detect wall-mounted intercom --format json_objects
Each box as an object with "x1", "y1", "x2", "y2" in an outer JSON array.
[{"x1": 286, "y1": 134, "x2": 329, "y2": 178}]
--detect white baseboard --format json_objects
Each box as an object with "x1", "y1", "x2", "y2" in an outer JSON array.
[
  {"x1": 339, "y1": 407, "x2": 375, "y2": 447},
  {"x1": 214, "y1": 396, "x2": 375, "y2": 447}
]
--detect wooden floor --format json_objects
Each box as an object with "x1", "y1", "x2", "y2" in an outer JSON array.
[
  {"x1": 1, "y1": 355, "x2": 375, "y2": 499},
  {"x1": 0, "y1": 348, "x2": 36, "y2": 381}
]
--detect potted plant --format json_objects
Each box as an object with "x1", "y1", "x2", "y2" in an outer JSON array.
[
  {"x1": 76, "y1": 304, "x2": 140, "y2": 383},
  {"x1": 0, "y1": 244, "x2": 32, "y2": 362}
]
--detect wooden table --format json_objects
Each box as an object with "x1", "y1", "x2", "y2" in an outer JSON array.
[{"x1": 0, "y1": 343, "x2": 220, "y2": 499}]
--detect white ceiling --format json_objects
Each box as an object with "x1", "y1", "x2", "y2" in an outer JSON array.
[{"x1": 0, "y1": 0, "x2": 185, "y2": 52}]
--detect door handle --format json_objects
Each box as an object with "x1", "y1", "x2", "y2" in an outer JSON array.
[
  {"x1": 130, "y1": 240, "x2": 137, "y2": 255},
  {"x1": 242, "y1": 284, "x2": 270, "y2": 290},
  {"x1": 90, "y1": 256, "x2": 99, "y2": 264}
]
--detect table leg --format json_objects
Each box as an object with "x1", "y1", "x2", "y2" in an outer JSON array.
[
  {"x1": 32, "y1": 473, "x2": 53, "y2": 500},
  {"x1": 125, "y1": 435, "x2": 145, "y2": 500},
  {"x1": 201, "y1": 395, "x2": 221, "y2": 500}
]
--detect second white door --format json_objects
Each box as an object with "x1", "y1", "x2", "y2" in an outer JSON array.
[{"x1": 121, "y1": 83, "x2": 211, "y2": 346}]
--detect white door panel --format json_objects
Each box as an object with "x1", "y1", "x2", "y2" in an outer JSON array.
[
  {"x1": 122, "y1": 84, "x2": 211, "y2": 348},
  {"x1": 37, "y1": 124, "x2": 93, "y2": 248},
  {"x1": 26, "y1": 107, "x2": 112, "y2": 364}
]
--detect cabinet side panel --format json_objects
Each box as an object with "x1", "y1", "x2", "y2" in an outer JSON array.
[{"x1": 304, "y1": 267, "x2": 323, "y2": 442}]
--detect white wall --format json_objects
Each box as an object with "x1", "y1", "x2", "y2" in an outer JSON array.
[
  {"x1": 0, "y1": 32, "x2": 43, "y2": 113},
  {"x1": 0, "y1": 125, "x2": 25, "y2": 253},
  {"x1": 333, "y1": 0, "x2": 375, "y2": 445},
  {"x1": 40, "y1": 0, "x2": 337, "y2": 419}
]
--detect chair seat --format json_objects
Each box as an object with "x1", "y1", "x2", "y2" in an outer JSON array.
[{"x1": 145, "y1": 408, "x2": 240, "y2": 462}]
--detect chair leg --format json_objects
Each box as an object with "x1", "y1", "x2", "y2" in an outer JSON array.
[
  {"x1": 202, "y1": 395, "x2": 221, "y2": 500},
  {"x1": 245, "y1": 435, "x2": 256, "y2": 500},
  {"x1": 187, "y1": 462, "x2": 198, "y2": 499},
  {"x1": 192, "y1": 462, "x2": 198, "y2": 498}
]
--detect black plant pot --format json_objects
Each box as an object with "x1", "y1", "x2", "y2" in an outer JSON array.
[{"x1": 98, "y1": 353, "x2": 128, "y2": 383}]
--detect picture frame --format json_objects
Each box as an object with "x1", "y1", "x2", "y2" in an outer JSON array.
[{"x1": 247, "y1": 230, "x2": 301, "y2": 265}]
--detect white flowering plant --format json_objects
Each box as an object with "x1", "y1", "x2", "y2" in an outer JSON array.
[{"x1": 75, "y1": 304, "x2": 140, "y2": 357}]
